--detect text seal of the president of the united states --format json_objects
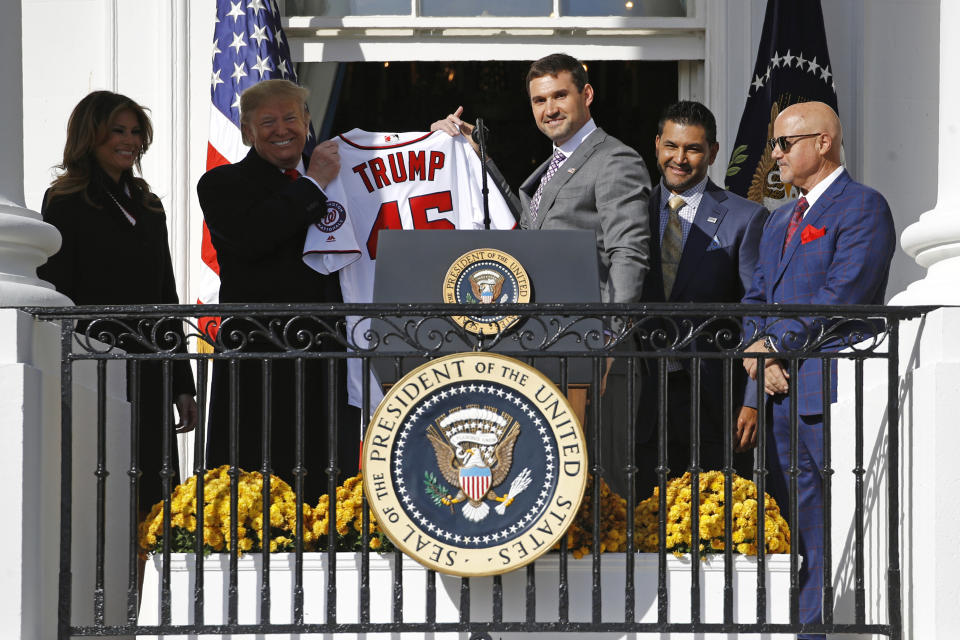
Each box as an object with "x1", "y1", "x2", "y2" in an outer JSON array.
[
  {"x1": 362, "y1": 352, "x2": 587, "y2": 576},
  {"x1": 442, "y1": 248, "x2": 531, "y2": 335}
]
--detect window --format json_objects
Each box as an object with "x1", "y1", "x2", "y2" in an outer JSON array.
[{"x1": 285, "y1": 0, "x2": 689, "y2": 18}]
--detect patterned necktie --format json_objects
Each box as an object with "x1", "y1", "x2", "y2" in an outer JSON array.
[
  {"x1": 283, "y1": 168, "x2": 301, "y2": 181},
  {"x1": 660, "y1": 195, "x2": 686, "y2": 298},
  {"x1": 783, "y1": 196, "x2": 808, "y2": 252},
  {"x1": 529, "y1": 148, "x2": 566, "y2": 224}
]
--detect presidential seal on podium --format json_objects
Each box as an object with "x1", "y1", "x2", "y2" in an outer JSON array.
[
  {"x1": 362, "y1": 352, "x2": 587, "y2": 576},
  {"x1": 442, "y1": 248, "x2": 531, "y2": 335}
]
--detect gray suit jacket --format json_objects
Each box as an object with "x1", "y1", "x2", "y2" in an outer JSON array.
[{"x1": 519, "y1": 127, "x2": 651, "y2": 303}]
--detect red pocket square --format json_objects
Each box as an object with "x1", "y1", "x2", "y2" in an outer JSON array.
[{"x1": 801, "y1": 225, "x2": 826, "y2": 244}]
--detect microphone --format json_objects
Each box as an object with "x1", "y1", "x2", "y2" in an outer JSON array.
[
  {"x1": 471, "y1": 120, "x2": 490, "y2": 146},
  {"x1": 474, "y1": 118, "x2": 490, "y2": 229}
]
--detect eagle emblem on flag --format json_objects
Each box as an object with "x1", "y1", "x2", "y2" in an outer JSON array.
[{"x1": 425, "y1": 407, "x2": 532, "y2": 522}]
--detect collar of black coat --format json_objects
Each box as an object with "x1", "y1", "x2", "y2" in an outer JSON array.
[
  {"x1": 242, "y1": 146, "x2": 311, "y2": 176},
  {"x1": 93, "y1": 165, "x2": 139, "y2": 217}
]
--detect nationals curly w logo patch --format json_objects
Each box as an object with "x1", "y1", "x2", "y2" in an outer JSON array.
[
  {"x1": 316, "y1": 200, "x2": 347, "y2": 233},
  {"x1": 362, "y1": 353, "x2": 587, "y2": 576}
]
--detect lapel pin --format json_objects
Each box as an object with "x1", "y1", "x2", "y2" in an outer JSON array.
[
  {"x1": 707, "y1": 216, "x2": 718, "y2": 223},
  {"x1": 567, "y1": 168, "x2": 577, "y2": 174}
]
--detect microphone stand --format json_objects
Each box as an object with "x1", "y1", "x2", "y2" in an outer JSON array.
[{"x1": 473, "y1": 118, "x2": 491, "y2": 229}]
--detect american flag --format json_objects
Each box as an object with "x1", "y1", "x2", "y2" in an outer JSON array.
[{"x1": 199, "y1": 0, "x2": 314, "y2": 338}]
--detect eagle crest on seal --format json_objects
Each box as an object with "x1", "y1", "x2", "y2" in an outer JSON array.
[
  {"x1": 468, "y1": 269, "x2": 506, "y2": 304},
  {"x1": 425, "y1": 406, "x2": 532, "y2": 522}
]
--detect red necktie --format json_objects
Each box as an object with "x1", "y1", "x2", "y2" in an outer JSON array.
[
  {"x1": 283, "y1": 168, "x2": 301, "y2": 181},
  {"x1": 783, "y1": 196, "x2": 809, "y2": 252}
]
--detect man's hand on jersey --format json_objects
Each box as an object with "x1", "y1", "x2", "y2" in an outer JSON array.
[
  {"x1": 430, "y1": 106, "x2": 479, "y2": 154},
  {"x1": 306, "y1": 139, "x2": 340, "y2": 189}
]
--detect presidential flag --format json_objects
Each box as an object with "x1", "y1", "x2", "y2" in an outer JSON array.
[
  {"x1": 725, "y1": 0, "x2": 839, "y2": 211},
  {"x1": 199, "y1": 0, "x2": 314, "y2": 339}
]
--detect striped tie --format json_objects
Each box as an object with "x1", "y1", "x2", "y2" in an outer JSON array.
[
  {"x1": 661, "y1": 195, "x2": 686, "y2": 298},
  {"x1": 529, "y1": 148, "x2": 566, "y2": 225}
]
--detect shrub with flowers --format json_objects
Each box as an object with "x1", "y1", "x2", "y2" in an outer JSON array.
[
  {"x1": 138, "y1": 466, "x2": 786, "y2": 560},
  {"x1": 305, "y1": 473, "x2": 392, "y2": 552},
  {"x1": 138, "y1": 466, "x2": 391, "y2": 555},
  {"x1": 634, "y1": 471, "x2": 790, "y2": 556},
  {"x1": 556, "y1": 474, "x2": 630, "y2": 559},
  {"x1": 554, "y1": 471, "x2": 789, "y2": 559}
]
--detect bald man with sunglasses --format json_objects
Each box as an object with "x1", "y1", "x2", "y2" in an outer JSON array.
[{"x1": 739, "y1": 101, "x2": 896, "y2": 639}]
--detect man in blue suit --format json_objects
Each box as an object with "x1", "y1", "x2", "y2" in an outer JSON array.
[
  {"x1": 636, "y1": 101, "x2": 768, "y2": 500},
  {"x1": 741, "y1": 101, "x2": 896, "y2": 639}
]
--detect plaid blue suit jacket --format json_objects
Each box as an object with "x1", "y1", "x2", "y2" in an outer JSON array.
[{"x1": 742, "y1": 169, "x2": 896, "y2": 416}]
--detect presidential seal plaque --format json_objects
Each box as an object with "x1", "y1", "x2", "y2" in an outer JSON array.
[
  {"x1": 442, "y1": 248, "x2": 531, "y2": 335},
  {"x1": 362, "y1": 352, "x2": 587, "y2": 577}
]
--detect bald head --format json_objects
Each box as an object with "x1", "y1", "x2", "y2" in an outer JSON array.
[
  {"x1": 779, "y1": 102, "x2": 842, "y2": 159},
  {"x1": 772, "y1": 101, "x2": 843, "y2": 192}
]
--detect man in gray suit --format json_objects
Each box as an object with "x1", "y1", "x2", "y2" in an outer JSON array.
[
  {"x1": 433, "y1": 53, "x2": 651, "y2": 492},
  {"x1": 520, "y1": 53, "x2": 652, "y2": 303},
  {"x1": 433, "y1": 53, "x2": 652, "y2": 305}
]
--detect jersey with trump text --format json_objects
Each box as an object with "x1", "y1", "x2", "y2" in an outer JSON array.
[
  {"x1": 303, "y1": 129, "x2": 515, "y2": 275},
  {"x1": 302, "y1": 129, "x2": 516, "y2": 408}
]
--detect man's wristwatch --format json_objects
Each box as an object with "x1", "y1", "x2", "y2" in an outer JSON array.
[{"x1": 763, "y1": 336, "x2": 775, "y2": 352}]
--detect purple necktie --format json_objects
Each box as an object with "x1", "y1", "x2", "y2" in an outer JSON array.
[
  {"x1": 529, "y1": 148, "x2": 566, "y2": 224},
  {"x1": 783, "y1": 196, "x2": 809, "y2": 252}
]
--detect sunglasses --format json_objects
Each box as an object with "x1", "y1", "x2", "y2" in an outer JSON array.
[{"x1": 767, "y1": 132, "x2": 823, "y2": 152}]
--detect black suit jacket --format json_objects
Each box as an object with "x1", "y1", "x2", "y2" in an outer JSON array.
[{"x1": 197, "y1": 147, "x2": 342, "y2": 304}]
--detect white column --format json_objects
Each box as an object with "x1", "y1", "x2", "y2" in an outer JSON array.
[
  {"x1": 891, "y1": 0, "x2": 959, "y2": 304},
  {"x1": 0, "y1": 1, "x2": 69, "y2": 307},
  {"x1": 0, "y1": 310, "x2": 132, "y2": 639}
]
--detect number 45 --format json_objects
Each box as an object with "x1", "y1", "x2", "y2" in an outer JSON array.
[{"x1": 366, "y1": 191, "x2": 454, "y2": 259}]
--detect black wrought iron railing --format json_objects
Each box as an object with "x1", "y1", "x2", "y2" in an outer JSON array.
[{"x1": 25, "y1": 302, "x2": 927, "y2": 639}]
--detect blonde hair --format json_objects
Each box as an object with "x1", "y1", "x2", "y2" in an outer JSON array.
[
  {"x1": 239, "y1": 79, "x2": 310, "y2": 145},
  {"x1": 48, "y1": 91, "x2": 157, "y2": 209}
]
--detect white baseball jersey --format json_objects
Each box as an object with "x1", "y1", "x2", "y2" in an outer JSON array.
[{"x1": 302, "y1": 129, "x2": 516, "y2": 409}]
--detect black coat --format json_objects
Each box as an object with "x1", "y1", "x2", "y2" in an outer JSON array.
[
  {"x1": 197, "y1": 147, "x2": 342, "y2": 304},
  {"x1": 38, "y1": 175, "x2": 196, "y2": 507},
  {"x1": 197, "y1": 147, "x2": 358, "y2": 499}
]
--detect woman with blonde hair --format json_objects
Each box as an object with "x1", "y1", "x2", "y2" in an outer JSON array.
[{"x1": 39, "y1": 90, "x2": 197, "y2": 512}]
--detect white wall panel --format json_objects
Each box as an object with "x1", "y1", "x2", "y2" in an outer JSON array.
[
  {"x1": 22, "y1": 0, "x2": 111, "y2": 212},
  {"x1": 853, "y1": 0, "x2": 938, "y2": 300},
  {"x1": 22, "y1": 0, "x2": 217, "y2": 306}
]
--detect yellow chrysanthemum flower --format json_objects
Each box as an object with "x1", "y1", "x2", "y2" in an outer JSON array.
[
  {"x1": 138, "y1": 468, "x2": 391, "y2": 556},
  {"x1": 634, "y1": 471, "x2": 789, "y2": 557}
]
